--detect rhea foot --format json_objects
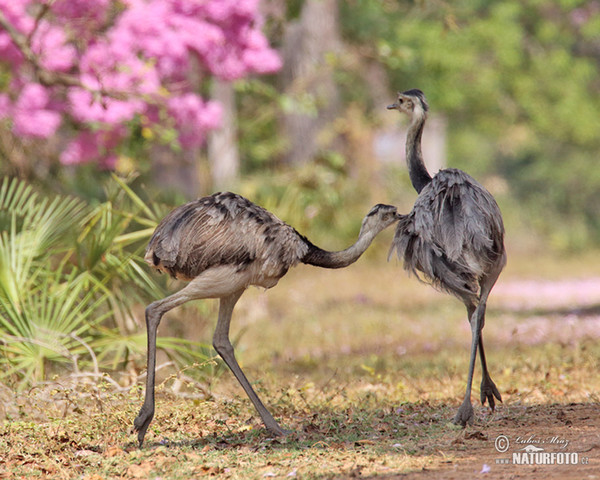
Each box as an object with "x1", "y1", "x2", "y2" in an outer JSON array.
[
  {"x1": 265, "y1": 422, "x2": 291, "y2": 437},
  {"x1": 453, "y1": 399, "x2": 474, "y2": 427},
  {"x1": 133, "y1": 404, "x2": 154, "y2": 448},
  {"x1": 480, "y1": 375, "x2": 502, "y2": 411}
]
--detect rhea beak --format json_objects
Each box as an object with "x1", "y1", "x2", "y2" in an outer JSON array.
[{"x1": 387, "y1": 103, "x2": 399, "y2": 110}]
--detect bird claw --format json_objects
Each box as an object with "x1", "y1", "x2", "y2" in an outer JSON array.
[
  {"x1": 133, "y1": 405, "x2": 154, "y2": 448},
  {"x1": 480, "y1": 377, "x2": 502, "y2": 411},
  {"x1": 266, "y1": 424, "x2": 291, "y2": 437},
  {"x1": 453, "y1": 400, "x2": 474, "y2": 427}
]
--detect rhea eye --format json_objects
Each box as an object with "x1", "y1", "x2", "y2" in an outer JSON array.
[{"x1": 398, "y1": 98, "x2": 403, "y2": 104}]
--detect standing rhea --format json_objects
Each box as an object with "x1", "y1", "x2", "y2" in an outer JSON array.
[
  {"x1": 387, "y1": 89, "x2": 506, "y2": 426},
  {"x1": 133, "y1": 192, "x2": 399, "y2": 446}
]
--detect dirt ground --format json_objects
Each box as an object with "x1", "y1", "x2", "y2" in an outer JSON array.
[
  {"x1": 1, "y1": 261, "x2": 599, "y2": 479},
  {"x1": 389, "y1": 403, "x2": 599, "y2": 480}
]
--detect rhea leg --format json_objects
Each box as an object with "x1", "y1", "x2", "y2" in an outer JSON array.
[
  {"x1": 478, "y1": 334, "x2": 502, "y2": 409},
  {"x1": 454, "y1": 303, "x2": 481, "y2": 426},
  {"x1": 476, "y1": 261, "x2": 504, "y2": 411},
  {"x1": 133, "y1": 288, "x2": 195, "y2": 447},
  {"x1": 213, "y1": 291, "x2": 287, "y2": 436},
  {"x1": 461, "y1": 303, "x2": 502, "y2": 411},
  {"x1": 454, "y1": 260, "x2": 504, "y2": 426}
]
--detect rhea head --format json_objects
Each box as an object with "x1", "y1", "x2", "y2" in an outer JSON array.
[{"x1": 387, "y1": 89, "x2": 429, "y2": 120}]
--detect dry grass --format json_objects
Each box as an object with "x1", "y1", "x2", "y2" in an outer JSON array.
[{"x1": 1, "y1": 250, "x2": 600, "y2": 479}]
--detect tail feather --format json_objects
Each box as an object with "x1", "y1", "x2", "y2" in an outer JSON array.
[
  {"x1": 437, "y1": 186, "x2": 464, "y2": 261},
  {"x1": 390, "y1": 215, "x2": 479, "y2": 301}
]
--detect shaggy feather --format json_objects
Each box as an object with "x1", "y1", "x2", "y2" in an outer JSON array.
[
  {"x1": 390, "y1": 169, "x2": 504, "y2": 302},
  {"x1": 145, "y1": 192, "x2": 310, "y2": 283},
  {"x1": 146, "y1": 193, "x2": 399, "y2": 284}
]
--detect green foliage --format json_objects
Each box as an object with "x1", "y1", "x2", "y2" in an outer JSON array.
[
  {"x1": 236, "y1": 79, "x2": 289, "y2": 170},
  {"x1": 0, "y1": 177, "x2": 211, "y2": 387},
  {"x1": 237, "y1": 162, "x2": 371, "y2": 248},
  {"x1": 340, "y1": 0, "x2": 600, "y2": 250}
]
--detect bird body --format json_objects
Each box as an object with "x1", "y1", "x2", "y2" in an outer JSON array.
[
  {"x1": 134, "y1": 191, "x2": 399, "y2": 446},
  {"x1": 145, "y1": 192, "x2": 309, "y2": 286},
  {"x1": 391, "y1": 168, "x2": 505, "y2": 302},
  {"x1": 388, "y1": 89, "x2": 506, "y2": 426}
]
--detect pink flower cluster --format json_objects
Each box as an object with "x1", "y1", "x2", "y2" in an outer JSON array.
[{"x1": 0, "y1": 0, "x2": 281, "y2": 165}]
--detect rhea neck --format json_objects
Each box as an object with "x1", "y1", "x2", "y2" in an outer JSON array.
[
  {"x1": 405, "y1": 109, "x2": 432, "y2": 193},
  {"x1": 301, "y1": 225, "x2": 380, "y2": 269}
]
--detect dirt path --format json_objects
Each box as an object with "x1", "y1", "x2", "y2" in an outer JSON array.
[{"x1": 389, "y1": 403, "x2": 600, "y2": 480}]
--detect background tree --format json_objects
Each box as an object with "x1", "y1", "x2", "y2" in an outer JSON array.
[
  {"x1": 280, "y1": 0, "x2": 342, "y2": 166},
  {"x1": 339, "y1": 0, "x2": 600, "y2": 249},
  {"x1": 0, "y1": 0, "x2": 280, "y2": 193}
]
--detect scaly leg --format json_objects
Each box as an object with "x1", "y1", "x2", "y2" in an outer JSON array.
[
  {"x1": 462, "y1": 303, "x2": 502, "y2": 411},
  {"x1": 478, "y1": 334, "x2": 502, "y2": 410},
  {"x1": 453, "y1": 303, "x2": 481, "y2": 426},
  {"x1": 212, "y1": 290, "x2": 287, "y2": 436},
  {"x1": 454, "y1": 258, "x2": 504, "y2": 426},
  {"x1": 133, "y1": 288, "x2": 194, "y2": 447}
]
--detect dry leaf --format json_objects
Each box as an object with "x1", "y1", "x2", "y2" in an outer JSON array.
[
  {"x1": 127, "y1": 462, "x2": 153, "y2": 478},
  {"x1": 104, "y1": 446, "x2": 124, "y2": 457}
]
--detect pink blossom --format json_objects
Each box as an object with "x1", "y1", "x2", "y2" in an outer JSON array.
[
  {"x1": 0, "y1": 33, "x2": 23, "y2": 65},
  {"x1": 243, "y1": 44, "x2": 283, "y2": 75},
  {"x1": 68, "y1": 88, "x2": 144, "y2": 125},
  {"x1": 31, "y1": 22, "x2": 76, "y2": 72},
  {"x1": 51, "y1": 0, "x2": 109, "y2": 25},
  {"x1": 60, "y1": 131, "x2": 100, "y2": 165},
  {"x1": 0, "y1": 1, "x2": 33, "y2": 33},
  {"x1": 60, "y1": 129, "x2": 123, "y2": 165},
  {"x1": 13, "y1": 83, "x2": 61, "y2": 138},
  {"x1": 201, "y1": 0, "x2": 259, "y2": 23},
  {"x1": 0, "y1": 0, "x2": 33, "y2": 65},
  {"x1": 1, "y1": 0, "x2": 281, "y2": 167},
  {"x1": 167, "y1": 94, "x2": 222, "y2": 148}
]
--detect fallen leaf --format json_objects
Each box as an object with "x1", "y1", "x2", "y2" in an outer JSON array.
[
  {"x1": 104, "y1": 446, "x2": 124, "y2": 457},
  {"x1": 127, "y1": 462, "x2": 153, "y2": 479},
  {"x1": 75, "y1": 449, "x2": 98, "y2": 457},
  {"x1": 355, "y1": 439, "x2": 375, "y2": 446},
  {"x1": 197, "y1": 465, "x2": 224, "y2": 476}
]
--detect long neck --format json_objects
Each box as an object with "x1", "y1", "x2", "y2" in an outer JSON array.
[
  {"x1": 406, "y1": 115, "x2": 432, "y2": 193},
  {"x1": 301, "y1": 229, "x2": 378, "y2": 269}
]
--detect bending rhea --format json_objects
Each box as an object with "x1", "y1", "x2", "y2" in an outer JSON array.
[
  {"x1": 387, "y1": 89, "x2": 506, "y2": 426},
  {"x1": 133, "y1": 192, "x2": 399, "y2": 446}
]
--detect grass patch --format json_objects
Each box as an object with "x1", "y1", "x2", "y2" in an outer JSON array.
[{"x1": 1, "y1": 253, "x2": 600, "y2": 478}]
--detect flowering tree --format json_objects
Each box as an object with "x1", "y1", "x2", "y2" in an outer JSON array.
[{"x1": 0, "y1": 0, "x2": 280, "y2": 168}]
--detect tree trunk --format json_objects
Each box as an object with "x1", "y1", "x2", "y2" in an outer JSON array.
[
  {"x1": 208, "y1": 80, "x2": 240, "y2": 191},
  {"x1": 280, "y1": 0, "x2": 341, "y2": 165}
]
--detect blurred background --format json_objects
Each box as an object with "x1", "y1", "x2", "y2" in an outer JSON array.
[{"x1": 1, "y1": 0, "x2": 599, "y2": 388}]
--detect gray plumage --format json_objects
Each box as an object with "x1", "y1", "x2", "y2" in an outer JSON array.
[
  {"x1": 134, "y1": 192, "x2": 399, "y2": 447},
  {"x1": 391, "y1": 169, "x2": 505, "y2": 302},
  {"x1": 388, "y1": 89, "x2": 507, "y2": 427},
  {"x1": 145, "y1": 192, "x2": 309, "y2": 282}
]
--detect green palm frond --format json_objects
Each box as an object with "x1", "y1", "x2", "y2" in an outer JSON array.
[
  {"x1": 0, "y1": 176, "x2": 214, "y2": 387},
  {"x1": 0, "y1": 266, "x2": 112, "y2": 386},
  {"x1": 0, "y1": 177, "x2": 87, "y2": 303}
]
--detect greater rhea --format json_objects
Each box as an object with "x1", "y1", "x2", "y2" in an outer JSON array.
[
  {"x1": 387, "y1": 89, "x2": 506, "y2": 426},
  {"x1": 133, "y1": 192, "x2": 399, "y2": 446}
]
